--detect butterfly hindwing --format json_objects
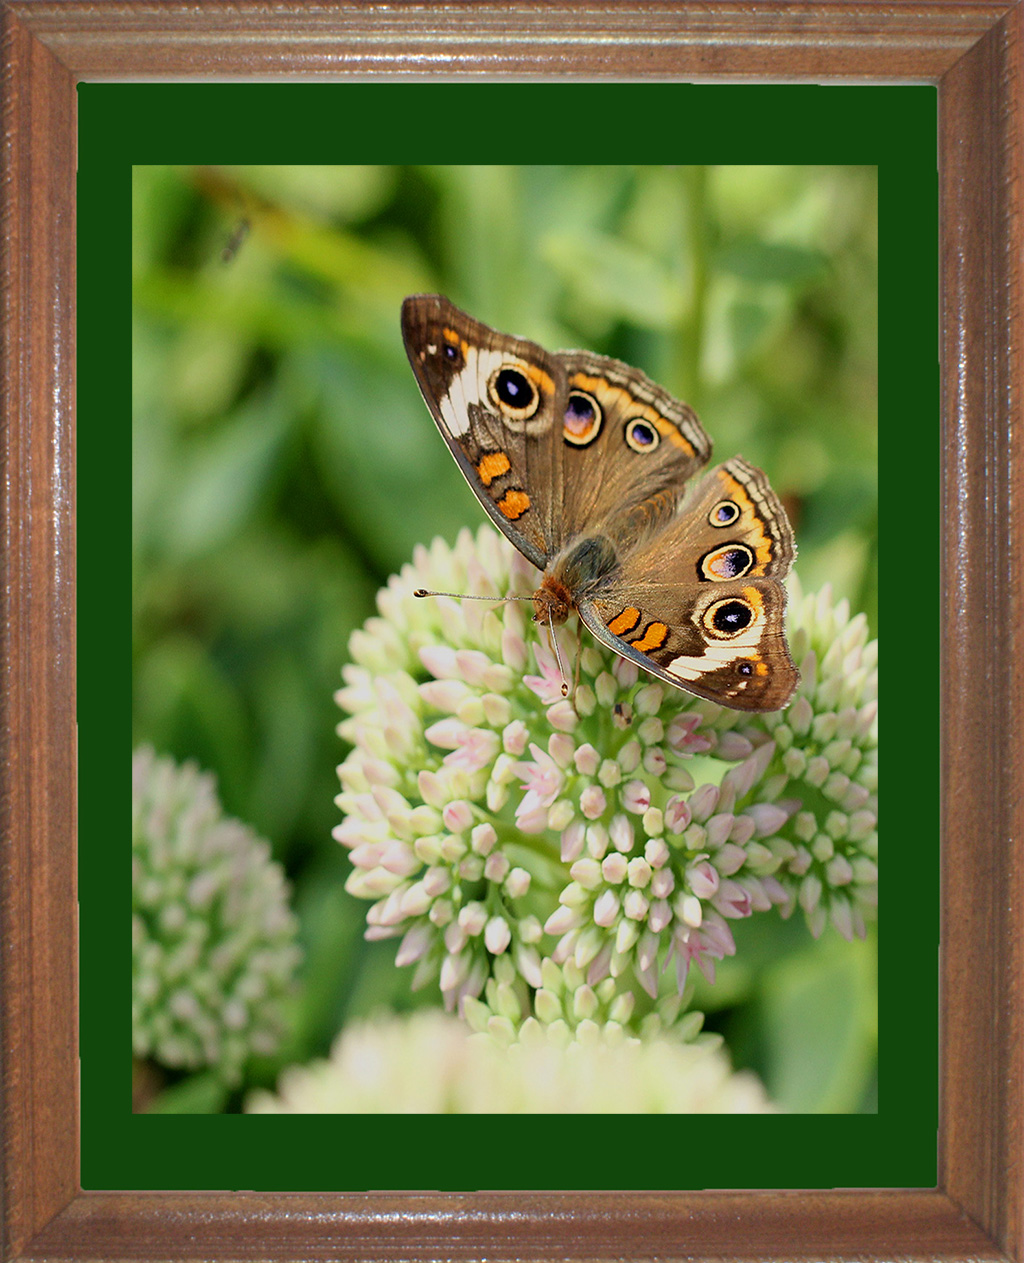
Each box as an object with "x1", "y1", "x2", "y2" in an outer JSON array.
[
  {"x1": 580, "y1": 575, "x2": 797, "y2": 711},
  {"x1": 577, "y1": 459, "x2": 798, "y2": 710}
]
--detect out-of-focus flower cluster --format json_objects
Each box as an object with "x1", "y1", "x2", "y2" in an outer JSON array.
[
  {"x1": 132, "y1": 747, "x2": 302, "y2": 1084},
  {"x1": 246, "y1": 1008, "x2": 775, "y2": 1113},
  {"x1": 335, "y1": 527, "x2": 877, "y2": 1032}
]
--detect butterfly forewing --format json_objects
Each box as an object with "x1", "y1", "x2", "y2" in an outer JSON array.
[
  {"x1": 556, "y1": 350, "x2": 711, "y2": 548},
  {"x1": 402, "y1": 294, "x2": 567, "y2": 568}
]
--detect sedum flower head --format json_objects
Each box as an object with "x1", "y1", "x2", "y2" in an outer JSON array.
[
  {"x1": 693, "y1": 574, "x2": 879, "y2": 941},
  {"x1": 336, "y1": 527, "x2": 877, "y2": 1029},
  {"x1": 132, "y1": 747, "x2": 302, "y2": 1083},
  {"x1": 246, "y1": 1008, "x2": 774, "y2": 1113}
]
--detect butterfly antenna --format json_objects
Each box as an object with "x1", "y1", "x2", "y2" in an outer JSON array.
[{"x1": 413, "y1": 589, "x2": 535, "y2": 607}]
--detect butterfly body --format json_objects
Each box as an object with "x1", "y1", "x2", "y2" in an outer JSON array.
[{"x1": 401, "y1": 294, "x2": 798, "y2": 711}]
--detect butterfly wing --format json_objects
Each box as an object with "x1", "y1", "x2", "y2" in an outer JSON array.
[
  {"x1": 578, "y1": 459, "x2": 799, "y2": 711},
  {"x1": 402, "y1": 294, "x2": 567, "y2": 569},
  {"x1": 557, "y1": 350, "x2": 712, "y2": 549}
]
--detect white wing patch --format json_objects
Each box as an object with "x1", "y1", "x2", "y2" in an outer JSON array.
[
  {"x1": 438, "y1": 348, "x2": 507, "y2": 438},
  {"x1": 665, "y1": 618, "x2": 764, "y2": 681}
]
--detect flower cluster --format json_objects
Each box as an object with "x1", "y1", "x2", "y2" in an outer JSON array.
[
  {"x1": 335, "y1": 527, "x2": 877, "y2": 1030},
  {"x1": 132, "y1": 747, "x2": 302, "y2": 1083},
  {"x1": 247, "y1": 1008, "x2": 774, "y2": 1113}
]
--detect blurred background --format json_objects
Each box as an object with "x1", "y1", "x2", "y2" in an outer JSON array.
[{"x1": 132, "y1": 164, "x2": 877, "y2": 1111}]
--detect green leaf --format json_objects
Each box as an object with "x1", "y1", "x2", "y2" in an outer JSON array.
[
  {"x1": 716, "y1": 239, "x2": 827, "y2": 285},
  {"x1": 541, "y1": 230, "x2": 687, "y2": 329},
  {"x1": 759, "y1": 933, "x2": 877, "y2": 1113},
  {"x1": 146, "y1": 1069, "x2": 231, "y2": 1114}
]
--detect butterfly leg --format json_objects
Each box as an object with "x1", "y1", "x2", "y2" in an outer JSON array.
[{"x1": 545, "y1": 624, "x2": 570, "y2": 698}]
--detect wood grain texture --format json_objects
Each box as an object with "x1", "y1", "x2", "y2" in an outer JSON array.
[
  {"x1": 0, "y1": 1, "x2": 1021, "y2": 1261},
  {"x1": 939, "y1": 4, "x2": 1024, "y2": 1259},
  {"x1": 0, "y1": 5, "x2": 79, "y2": 1261},
  {"x1": 3, "y1": 0, "x2": 1016, "y2": 78},
  {"x1": 20, "y1": 1190, "x2": 1006, "y2": 1261}
]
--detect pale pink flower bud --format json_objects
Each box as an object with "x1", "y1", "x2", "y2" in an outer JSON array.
[
  {"x1": 379, "y1": 841, "x2": 420, "y2": 877},
  {"x1": 501, "y1": 628, "x2": 528, "y2": 671},
  {"x1": 481, "y1": 693, "x2": 511, "y2": 728},
  {"x1": 688, "y1": 783, "x2": 719, "y2": 822},
  {"x1": 642, "y1": 807, "x2": 664, "y2": 836},
  {"x1": 397, "y1": 880, "x2": 433, "y2": 916},
  {"x1": 439, "y1": 949, "x2": 470, "y2": 994},
  {"x1": 424, "y1": 717, "x2": 468, "y2": 749},
  {"x1": 560, "y1": 820, "x2": 586, "y2": 863},
  {"x1": 443, "y1": 921, "x2": 467, "y2": 954},
  {"x1": 458, "y1": 902, "x2": 488, "y2": 936},
  {"x1": 470, "y1": 823, "x2": 497, "y2": 856},
  {"x1": 395, "y1": 923, "x2": 433, "y2": 967},
  {"x1": 548, "y1": 732, "x2": 576, "y2": 769},
  {"x1": 830, "y1": 897, "x2": 855, "y2": 941},
  {"x1": 601, "y1": 852, "x2": 628, "y2": 884},
  {"x1": 546, "y1": 700, "x2": 578, "y2": 732},
  {"x1": 642, "y1": 747, "x2": 667, "y2": 776},
  {"x1": 580, "y1": 785, "x2": 607, "y2": 820},
  {"x1": 547, "y1": 800, "x2": 575, "y2": 831},
  {"x1": 616, "y1": 918, "x2": 641, "y2": 954},
  {"x1": 418, "y1": 644, "x2": 460, "y2": 679},
  {"x1": 574, "y1": 743, "x2": 601, "y2": 776},
  {"x1": 609, "y1": 814, "x2": 634, "y2": 853},
  {"x1": 686, "y1": 860, "x2": 720, "y2": 899},
  {"x1": 598, "y1": 759, "x2": 622, "y2": 787},
  {"x1": 514, "y1": 943, "x2": 543, "y2": 988},
  {"x1": 746, "y1": 802, "x2": 790, "y2": 837},
  {"x1": 484, "y1": 916, "x2": 512, "y2": 955},
  {"x1": 626, "y1": 857, "x2": 652, "y2": 888},
  {"x1": 706, "y1": 813, "x2": 734, "y2": 847},
  {"x1": 618, "y1": 740, "x2": 642, "y2": 774},
  {"x1": 714, "y1": 879, "x2": 753, "y2": 919},
  {"x1": 622, "y1": 780, "x2": 651, "y2": 814},
  {"x1": 649, "y1": 899, "x2": 673, "y2": 932},
  {"x1": 504, "y1": 866, "x2": 531, "y2": 898},
  {"x1": 645, "y1": 836, "x2": 670, "y2": 868},
  {"x1": 484, "y1": 852, "x2": 510, "y2": 883},
  {"x1": 613, "y1": 656, "x2": 639, "y2": 688},
  {"x1": 650, "y1": 868, "x2": 675, "y2": 899},
  {"x1": 544, "y1": 905, "x2": 581, "y2": 936},
  {"x1": 623, "y1": 889, "x2": 649, "y2": 921},
  {"x1": 442, "y1": 800, "x2": 474, "y2": 833},
  {"x1": 569, "y1": 858, "x2": 602, "y2": 889},
  {"x1": 593, "y1": 889, "x2": 620, "y2": 927},
  {"x1": 419, "y1": 679, "x2": 472, "y2": 712},
  {"x1": 585, "y1": 824, "x2": 609, "y2": 860},
  {"x1": 663, "y1": 795, "x2": 691, "y2": 834},
  {"x1": 502, "y1": 720, "x2": 528, "y2": 755}
]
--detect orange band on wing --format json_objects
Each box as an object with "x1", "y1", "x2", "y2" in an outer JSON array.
[
  {"x1": 608, "y1": 607, "x2": 641, "y2": 636},
  {"x1": 477, "y1": 452, "x2": 511, "y2": 486},
  {"x1": 631, "y1": 621, "x2": 669, "y2": 653},
  {"x1": 498, "y1": 489, "x2": 530, "y2": 520}
]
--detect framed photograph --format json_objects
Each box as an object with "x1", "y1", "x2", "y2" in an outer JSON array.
[{"x1": 3, "y1": 4, "x2": 1021, "y2": 1261}]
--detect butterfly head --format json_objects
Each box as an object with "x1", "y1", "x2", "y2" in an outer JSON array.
[{"x1": 532, "y1": 575, "x2": 573, "y2": 627}]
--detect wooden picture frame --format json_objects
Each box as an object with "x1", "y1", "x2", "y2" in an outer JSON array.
[{"x1": 2, "y1": 3, "x2": 1020, "y2": 1260}]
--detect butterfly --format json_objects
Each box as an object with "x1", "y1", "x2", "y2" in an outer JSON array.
[{"x1": 401, "y1": 295, "x2": 798, "y2": 711}]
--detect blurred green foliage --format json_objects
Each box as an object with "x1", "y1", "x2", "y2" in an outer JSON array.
[{"x1": 132, "y1": 165, "x2": 877, "y2": 1111}]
